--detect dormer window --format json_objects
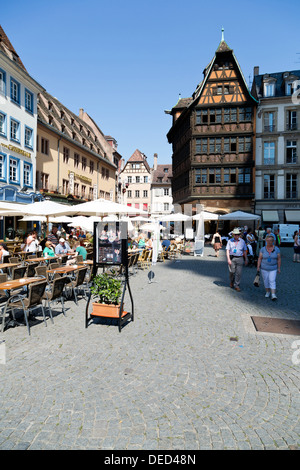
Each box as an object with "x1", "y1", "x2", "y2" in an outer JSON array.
[{"x1": 264, "y1": 82, "x2": 275, "y2": 97}]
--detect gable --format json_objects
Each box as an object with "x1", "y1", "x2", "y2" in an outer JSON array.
[{"x1": 193, "y1": 44, "x2": 257, "y2": 107}]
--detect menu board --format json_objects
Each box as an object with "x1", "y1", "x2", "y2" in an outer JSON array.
[{"x1": 94, "y1": 221, "x2": 127, "y2": 266}]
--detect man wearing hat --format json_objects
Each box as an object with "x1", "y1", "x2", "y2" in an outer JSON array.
[
  {"x1": 55, "y1": 238, "x2": 71, "y2": 255},
  {"x1": 226, "y1": 227, "x2": 248, "y2": 291}
]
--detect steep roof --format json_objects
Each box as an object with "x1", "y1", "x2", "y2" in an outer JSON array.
[
  {"x1": 38, "y1": 89, "x2": 114, "y2": 166},
  {"x1": 167, "y1": 37, "x2": 257, "y2": 139},
  {"x1": 152, "y1": 164, "x2": 172, "y2": 184},
  {"x1": 125, "y1": 149, "x2": 151, "y2": 172},
  {"x1": 0, "y1": 25, "x2": 27, "y2": 72}
]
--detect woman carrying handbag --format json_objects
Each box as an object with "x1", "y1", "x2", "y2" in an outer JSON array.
[{"x1": 256, "y1": 234, "x2": 281, "y2": 300}]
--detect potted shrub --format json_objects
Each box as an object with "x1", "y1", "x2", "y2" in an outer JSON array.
[{"x1": 90, "y1": 272, "x2": 125, "y2": 318}]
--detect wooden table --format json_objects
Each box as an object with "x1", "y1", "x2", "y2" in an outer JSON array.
[
  {"x1": 0, "y1": 263, "x2": 21, "y2": 270},
  {"x1": 0, "y1": 277, "x2": 40, "y2": 291},
  {"x1": 78, "y1": 260, "x2": 93, "y2": 265},
  {"x1": 0, "y1": 277, "x2": 45, "y2": 332},
  {"x1": 46, "y1": 265, "x2": 79, "y2": 275}
]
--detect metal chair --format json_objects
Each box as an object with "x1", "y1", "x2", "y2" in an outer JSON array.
[
  {"x1": 42, "y1": 276, "x2": 68, "y2": 320},
  {"x1": 65, "y1": 267, "x2": 88, "y2": 304},
  {"x1": 11, "y1": 266, "x2": 27, "y2": 280},
  {"x1": 35, "y1": 265, "x2": 47, "y2": 278},
  {"x1": 25, "y1": 262, "x2": 39, "y2": 278},
  {"x1": 1, "y1": 280, "x2": 48, "y2": 335},
  {"x1": 9, "y1": 257, "x2": 20, "y2": 264}
]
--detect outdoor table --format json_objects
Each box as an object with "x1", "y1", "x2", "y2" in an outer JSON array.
[
  {"x1": 46, "y1": 265, "x2": 79, "y2": 283},
  {"x1": 77, "y1": 260, "x2": 93, "y2": 265},
  {"x1": 0, "y1": 263, "x2": 21, "y2": 270},
  {"x1": 46, "y1": 265, "x2": 79, "y2": 275},
  {"x1": 0, "y1": 277, "x2": 40, "y2": 293}
]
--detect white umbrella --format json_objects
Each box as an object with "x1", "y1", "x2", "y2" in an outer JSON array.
[
  {"x1": 193, "y1": 211, "x2": 219, "y2": 221},
  {"x1": 160, "y1": 213, "x2": 192, "y2": 222},
  {"x1": 20, "y1": 200, "x2": 71, "y2": 216},
  {"x1": 20, "y1": 215, "x2": 47, "y2": 222},
  {"x1": 58, "y1": 198, "x2": 148, "y2": 216},
  {"x1": 131, "y1": 216, "x2": 152, "y2": 222},
  {"x1": 103, "y1": 215, "x2": 118, "y2": 221},
  {"x1": 50, "y1": 215, "x2": 73, "y2": 223},
  {"x1": 218, "y1": 210, "x2": 260, "y2": 221},
  {"x1": 140, "y1": 223, "x2": 166, "y2": 232}
]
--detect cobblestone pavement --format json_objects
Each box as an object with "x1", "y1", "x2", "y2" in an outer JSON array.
[{"x1": 0, "y1": 246, "x2": 299, "y2": 450}]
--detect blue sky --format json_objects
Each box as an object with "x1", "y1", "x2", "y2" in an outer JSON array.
[{"x1": 1, "y1": 0, "x2": 300, "y2": 167}]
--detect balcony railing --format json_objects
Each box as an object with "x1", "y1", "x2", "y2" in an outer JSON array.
[
  {"x1": 286, "y1": 123, "x2": 298, "y2": 131},
  {"x1": 264, "y1": 125, "x2": 276, "y2": 132}
]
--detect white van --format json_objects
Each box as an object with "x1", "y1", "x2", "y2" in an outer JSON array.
[{"x1": 273, "y1": 224, "x2": 299, "y2": 244}]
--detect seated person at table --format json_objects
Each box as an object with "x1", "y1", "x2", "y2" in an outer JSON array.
[
  {"x1": 55, "y1": 238, "x2": 71, "y2": 255},
  {"x1": 43, "y1": 241, "x2": 55, "y2": 258},
  {"x1": 161, "y1": 238, "x2": 171, "y2": 250},
  {"x1": 66, "y1": 240, "x2": 87, "y2": 265},
  {"x1": 0, "y1": 243, "x2": 10, "y2": 263},
  {"x1": 75, "y1": 240, "x2": 87, "y2": 261}
]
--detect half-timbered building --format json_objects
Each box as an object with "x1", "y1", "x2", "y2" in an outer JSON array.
[{"x1": 166, "y1": 34, "x2": 258, "y2": 220}]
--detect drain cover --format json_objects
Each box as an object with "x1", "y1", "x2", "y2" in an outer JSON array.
[{"x1": 251, "y1": 316, "x2": 300, "y2": 335}]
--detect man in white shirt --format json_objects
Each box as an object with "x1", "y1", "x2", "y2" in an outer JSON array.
[{"x1": 55, "y1": 238, "x2": 71, "y2": 255}]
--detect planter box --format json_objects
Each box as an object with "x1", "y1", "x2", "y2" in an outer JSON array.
[{"x1": 91, "y1": 302, "x2": 127, "y2": 318}]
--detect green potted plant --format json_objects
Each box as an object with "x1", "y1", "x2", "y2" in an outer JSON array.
[{"x1": 90, "y1": 272, "x2": 125, "y2": 318}]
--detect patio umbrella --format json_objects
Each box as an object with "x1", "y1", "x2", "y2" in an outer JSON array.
[
  {"x1": 140, "y1": 223, "x2": 166, "y2": 232},
  {"x1": 102, "y1": 215, "x2": 118, "y2": 221},
  {"x1": 193, "y1": 211, "x2": 219, "y2": 221},
  {"x1": 18, "y1": 200, "x2": 73, "y2": 234},
  {"x1": 130, "y1": 216, "x2": 152, "y2": 222},
  {"x1": 58, "y1": 198, "x2": 148, "y2": 216},
  {"x1": 218, "y1": 210, "x2": 260, "y2": 221},
  {"x1": 160, "y1": 213, "x2": 192, "y2": 222}
]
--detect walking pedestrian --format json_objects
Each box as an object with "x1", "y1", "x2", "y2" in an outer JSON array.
[
  {"x1": 256, "y1": 234, "x2": 281, "y2": 300},
  {"x1": 226, "y1": 227, "x2": 248, "y2": 291},
  {"x1": 211, "y1": 230, "x2": 222, "y2": 257},
  {"x1": 293, "y1": 230, "x2": 300, "y2": 262}
]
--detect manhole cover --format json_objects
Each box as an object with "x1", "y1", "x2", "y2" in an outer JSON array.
[{"x1": 251, "y1": 316, "x2": 300, "y2": 335}]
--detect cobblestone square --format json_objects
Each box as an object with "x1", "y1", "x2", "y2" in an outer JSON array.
[{"x1": 0, "y1": 246, "x2": 299, "y2": 450}]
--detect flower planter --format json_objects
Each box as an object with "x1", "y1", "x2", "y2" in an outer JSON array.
[{"x1": 91, "y1": 302, "x2": 127, "y2": 318}]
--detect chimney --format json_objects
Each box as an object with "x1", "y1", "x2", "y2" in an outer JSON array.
[
  {"x1": 79, "y1": 108, "x2": 84, "y2": 118},
  {"x1": 253, "y1": 66, "x2": 259, "y2": 77},
  {"x1": 153, "y1": 153, "x2": 158, "y2": 170}
]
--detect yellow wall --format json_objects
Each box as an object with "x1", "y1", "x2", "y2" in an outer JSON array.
[{"x1": 36, "y1": 123, "x2": 116, "y2": 201}]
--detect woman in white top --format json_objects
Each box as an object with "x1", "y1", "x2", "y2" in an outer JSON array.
[
  {"x1": 0, "y1": 243, "x2": 9, "y2": 263},
  {"x1": 211, "y1": 231, "x2": 222, "y2": 257}
]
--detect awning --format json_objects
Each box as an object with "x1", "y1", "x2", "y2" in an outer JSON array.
[
  {"x1": 262, "y1": 210, "x2": 279, "y2": 222},
  {"x1": 285, "y1": 210, "x2": 300, "y2": 223}
]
